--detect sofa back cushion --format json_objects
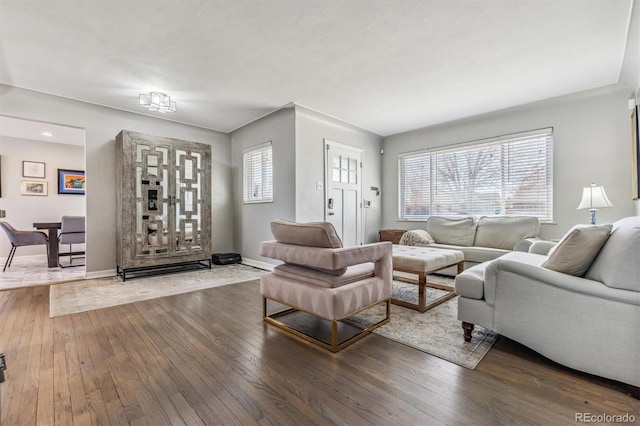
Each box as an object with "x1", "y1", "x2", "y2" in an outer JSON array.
[
  {"x1": 584, "y1": 216, "x2": 640, "y2": 291},
  {"x1": 271, "y1": 220, "x2": 343, "y2": 248},
  {"x1": 541, "y1": 224, "x2": 612, "y2": 276},
  {"x1": 474, "y1": 216, "x2": 540, "y2": 250},
  {"x1": 426, "y1": 216, "x2": 476, "y2": 246}
]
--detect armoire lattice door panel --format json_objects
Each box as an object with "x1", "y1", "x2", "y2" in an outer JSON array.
[{"x1": 116, "y1": 130, "x2": 212, "y2": 271}]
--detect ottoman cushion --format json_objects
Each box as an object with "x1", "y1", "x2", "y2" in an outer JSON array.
[{"x1": 392, "y1": 245, "x2": 463, "y2": 272}]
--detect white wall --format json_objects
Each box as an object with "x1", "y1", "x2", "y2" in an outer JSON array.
[
  {"x1": 381, "y1": 85, "x2": 637, "y2": 240},
  {"x1": 0, "y1": 136, "x2": 85, "y2": 257},
  {"x1": 0, "y1": 84, "x2": 233, "y2": 275},
  {"x1": 620, "y1": 0, "x2": 640, "y2": 216},
  {"x1": 294, "y1": 106, "x2": 384, "y2": 243},
  {"x1": 230, "y1": 107, "x2": 296, "y2": 264}
]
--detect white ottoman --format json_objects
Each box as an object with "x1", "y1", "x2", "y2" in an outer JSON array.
[{"x1": 391, "y1": 245, "x2": 464, "y2": 312}]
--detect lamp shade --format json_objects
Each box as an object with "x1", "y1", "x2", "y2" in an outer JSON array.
[{"x1": 577, "y1": 184, "x2": 613, "y2": 210}]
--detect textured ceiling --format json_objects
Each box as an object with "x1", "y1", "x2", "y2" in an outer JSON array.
[{"x1": 0, "y1": 1, "x2": 634, "y2": 136}]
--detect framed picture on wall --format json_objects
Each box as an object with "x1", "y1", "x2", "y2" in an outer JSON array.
[
  {"x1": 58, "y1": 169, "x2": 85, "y2": 195},
  {"x1": 632, "y1": 105, "x2": 640, "y2": 200},
  {"x1": 21, "y1": 180, "x2": 48, "y2": 196},
  {"x1": 22, "y1": 161, "x2": 46, "y2": 178}
]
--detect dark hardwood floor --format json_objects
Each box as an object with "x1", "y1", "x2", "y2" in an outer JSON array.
[{"x1": 0, "y1": 280, "x2": 637, "y2": 425}]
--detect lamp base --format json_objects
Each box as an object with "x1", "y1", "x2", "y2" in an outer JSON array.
[{"x1": 589, "y1": 209, "x2": 597, "y2": 225}]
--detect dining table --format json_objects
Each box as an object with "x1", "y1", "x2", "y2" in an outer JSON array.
[{"x1": 33, "y1": 222, "x2": 61, "y2": 267}]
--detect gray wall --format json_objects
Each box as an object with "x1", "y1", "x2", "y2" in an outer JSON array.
[
  {"x1": 295, "y1": 106, "x2": 384, "y2": 243},
  {"x1": 0, "y1": 84, "x2": 233, "y2": 276},
  {"x1": 381, "y1": 85, "x2": 637, "y2": 240},
  {"x1": 230, "y1": 107, "x2": 296, "y2": 264},
  {"x1": 230, "y1": 105, "x2": 384, "y2": 266},
  {"x1": 0, "y1": 136, "x2": 85, "y2": 257}
]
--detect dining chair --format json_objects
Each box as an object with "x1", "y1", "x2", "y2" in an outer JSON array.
[
  {"x1": 58, "y1": 216, "x2": 85, "y2": 268},
  {"x1": 0, "y1": 221, "x2": 49, "y2": 271}
]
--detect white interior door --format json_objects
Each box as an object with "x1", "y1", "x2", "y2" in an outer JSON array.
[{"x1": 324, "y1": 140, "x2": 362, "y2": 247}]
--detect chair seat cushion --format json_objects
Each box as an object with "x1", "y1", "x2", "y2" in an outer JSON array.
[
  {"x1": 261, "y1": 273, "x2": 389, "y2": 321},
  {"x1": 273, "y1": 263, "x2": 374, "y2": 288}
]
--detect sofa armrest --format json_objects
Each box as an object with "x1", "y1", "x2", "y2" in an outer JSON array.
[
  {"x1": 483, "y1": 256, "x2": 640, "y2": 307},
  {"x1": 513, "y1": 237, "x2": 541, "y2": 252},
  {"x1": 528, "y1": 240, "x2": 556, "y2": 255}
]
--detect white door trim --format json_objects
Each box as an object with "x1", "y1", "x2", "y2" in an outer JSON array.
[{"x1": 324, "y1": 139, "x2": 363, "y2": 246}]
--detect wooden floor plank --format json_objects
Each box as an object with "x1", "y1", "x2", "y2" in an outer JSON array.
[{"x1": 0, "y1": 280, "x2": 637, "y2": 426}]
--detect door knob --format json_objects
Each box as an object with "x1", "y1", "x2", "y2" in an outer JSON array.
[{"x1": 328, "y1": 212, "x2": 335, "y2": 216}]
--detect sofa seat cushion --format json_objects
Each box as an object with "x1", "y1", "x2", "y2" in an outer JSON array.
[
  {"x1": 454, "y1": 262, "x2": 488, "y2": 300},
  {"x1": 422, "y1": 243, "x2": 509, "y2": 263},
  {"x1": 273, "y1": 263, "x2": 374, "y2": 289},
  {"x1": 542, "y1": 223, "x2": 612, "y2": 277},
  {"x1": 474, "y1": 216, "x2": 540, "y2": 250},
  {"x1": 260, "y1": 274, "x2": 389, "y2": 321},
  {"x1": 426, "y1": 216, "x2": 476, "y2": 246}
]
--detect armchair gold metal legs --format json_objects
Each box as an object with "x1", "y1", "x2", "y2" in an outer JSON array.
[{"x1": 263, "y1": 296, "x2": 390, "y2": 352}]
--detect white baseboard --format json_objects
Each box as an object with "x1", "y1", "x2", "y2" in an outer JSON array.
[
  {"x1": 85, "y1": 269, "x2": 117, "y2": 279},
  {"x1": 241, "y1": 258, "x2": 274, "y2": 271}
]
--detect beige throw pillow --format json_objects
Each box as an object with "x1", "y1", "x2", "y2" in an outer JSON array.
[
  {"x1": 399, "y1": 229, "x2": 435, "y2": 246},
  {"x1": 542, "y1": 224, "x2": 613, "y2": 276}
]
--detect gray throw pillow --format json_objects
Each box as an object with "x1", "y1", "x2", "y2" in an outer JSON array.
[{"x1": 542, "y1": 224, "x2": 613, "y2": 276}]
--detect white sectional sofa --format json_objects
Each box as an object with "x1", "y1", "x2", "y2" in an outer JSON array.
[
  {"x1": 379, "y1": 216, "x2": 540, "y2": 273},
  {"x1": 455, "y1": 216, "x2": 640, "y2": 396}
]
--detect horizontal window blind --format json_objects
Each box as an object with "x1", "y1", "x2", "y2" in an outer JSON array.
[
  {"x1": 399, "y1": 129, "x2": 553, "y2": 221},
  {"x1": 243, "y1": 142, "x2": 273, "y2": 203}
]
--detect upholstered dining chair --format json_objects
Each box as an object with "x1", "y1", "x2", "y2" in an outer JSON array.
[
  {"x1": 58, "y1": 216, "x2": 85, "y2": 268},
  {"x1": 0, "y1": 221, "x2": 49, "y2": 271}
]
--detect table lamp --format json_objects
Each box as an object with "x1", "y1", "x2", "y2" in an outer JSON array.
[{"x1": 577, "y1": 183, "x2": 612, "y2": 225}]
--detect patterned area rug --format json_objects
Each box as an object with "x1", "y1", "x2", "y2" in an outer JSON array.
[
  {"x1": 49, "y1": 264, "x2": 268, "y2": 318},
  {"x1": 349, "y1": 276, "x2": 498, "y2": 369}
]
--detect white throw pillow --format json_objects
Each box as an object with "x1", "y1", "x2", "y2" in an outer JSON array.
[
  {"x1": 542, "y1": 224, "x2": 613, "y2": 276},
  {"x1": 399, "y1": 229, "x2": 435, "y2": 246}
]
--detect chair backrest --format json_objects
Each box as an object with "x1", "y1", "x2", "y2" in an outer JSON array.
[
  {"x1": 0, "y1": 221, "x2": 19, "y2": 244},
  {"x1": 59, "y1": 216, "x2": 85, "y2": 244},
  {"x1": 0, "y1": 221, "x2": 48, "y2": 246}
]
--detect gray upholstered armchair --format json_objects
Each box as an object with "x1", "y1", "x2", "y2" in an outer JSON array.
[
  {"x1": 0, "y1": 221, "x2": 48, "y2": 271},
  {"x1": 260, "y1": 220, "x2": 393, "y2": 352}
]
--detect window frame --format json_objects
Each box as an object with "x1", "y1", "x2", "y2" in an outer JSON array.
[
  {"x1": 243, "y1": 141, "x2": 273, "y2": 204},
  {"x1": 398, "y1": 128, "x2": 553, "y2": 221}
]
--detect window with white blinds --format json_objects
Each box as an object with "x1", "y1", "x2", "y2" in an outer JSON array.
[
  {"x1": 399, "y1": 129, "x2": 553, "y2": 221},
  {"x1": 243, "y1": 142, "x2": 273, "y2": 203}
]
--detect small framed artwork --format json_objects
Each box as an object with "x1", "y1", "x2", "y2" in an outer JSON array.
[
  {"x1": 21, "y1": 180, "x2": 48, "y2": 196},
  {"x1": 58, "y1": 169, "x2": 85, "y2": 195},
  {"x1": 23, "y1": 161, "x2": 46, "y2": 178}
]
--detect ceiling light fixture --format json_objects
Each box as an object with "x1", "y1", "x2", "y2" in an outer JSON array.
[
  {"x1": 41, "y1": 131, "x2": 55, "y2": 137},
  {"x1": 139, "y1": 92, "x2": 177, "y2": 113}
]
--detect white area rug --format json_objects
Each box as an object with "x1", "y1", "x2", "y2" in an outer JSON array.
[
  {"x1": 50, "y1": 264, "x2": 268, "y2": 318},
  {"x1": 349, "y1": 278, "x2": 498, "y2": 369}
]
